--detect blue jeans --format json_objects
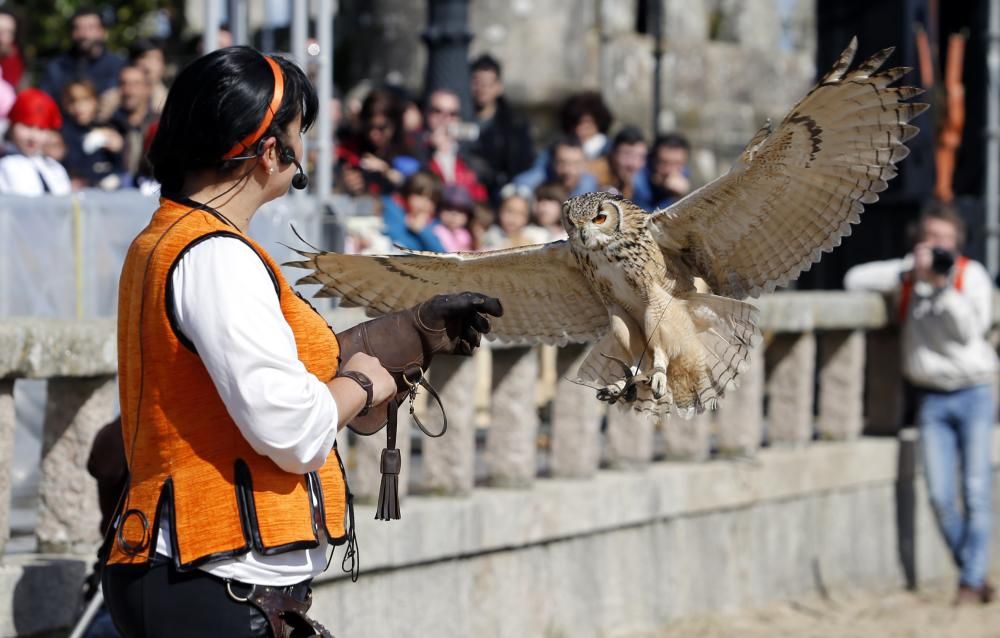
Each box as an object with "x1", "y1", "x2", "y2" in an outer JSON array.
[{"x1": 917, "y1": 383, "x2": 995, "y2": 587}]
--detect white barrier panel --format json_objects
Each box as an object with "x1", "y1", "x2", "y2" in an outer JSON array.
[{"x1": 0, "y1": 190, "x2": 332, "y2": 319}]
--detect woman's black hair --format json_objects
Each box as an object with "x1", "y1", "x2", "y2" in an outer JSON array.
[
  {"x1": 148, "y1": 46, "x2": 318, "y2": 194},
  {"x1": 358, "y1": 86, "x2": 407, "y2": 157}
]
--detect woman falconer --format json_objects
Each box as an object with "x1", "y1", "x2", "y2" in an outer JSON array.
[{"x1": 102, "y1": 46, "x2": 500, "y2": 637}]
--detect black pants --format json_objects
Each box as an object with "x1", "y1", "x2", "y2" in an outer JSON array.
[{"x1": 102, "y1": 558, "x2": 311, "y2": 637}]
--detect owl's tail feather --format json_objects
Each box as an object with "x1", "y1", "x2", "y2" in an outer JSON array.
[{"x1": 681, "y1": 293, "x2": 761, "y2": 416}]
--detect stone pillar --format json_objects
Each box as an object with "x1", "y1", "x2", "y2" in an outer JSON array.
[
  {"x1": 715, "y1": 343, "x2": 765, "y2": 456},
  {"x1": 550, "y1": 345, "x2": 604, "y2": 478},
  {"x1": 423, "y1": 0, "x2": 474, "y2": 119},
  {"x1": 606, "y1": 406, "x2": 654, "y2": 468},
  {"x1": 421, "y1": 355, "x2": 478, "y2": 495},
  {"x1": 765, "y1": 332, "x2": 816, "y2": 445},
  {"x1": 662, "y1": 411, "x2": 711, "y2": 461},
  {"x1": 0, "y1": 381, "x2": 14, "y2": 558},
  {"x1": 818, "y1": 330, "x2": 866, "y2": 440},
  {"x1": 37, "y1": 376, "x2": 117, "y2": 554},
  {"x1": 347, "y1": 401, "x2": 411, "y2": 502},
  {"x1": 485, "y1": 346, "x2": 539, "y2": 487},
  {"x1": 865, "y1": 329, "x2": 905, "y2": 434}
]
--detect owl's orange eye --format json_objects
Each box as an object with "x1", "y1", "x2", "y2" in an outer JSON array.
[{"x1": 592, "y1": 213, "x2": 608, "y2": 224}]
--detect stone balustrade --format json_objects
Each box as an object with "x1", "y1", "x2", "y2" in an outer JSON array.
[{"x1": 0, "y1": 290, "x2": 918, "y2": 557}]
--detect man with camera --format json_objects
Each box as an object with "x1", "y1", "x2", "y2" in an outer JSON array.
[{"x1": 845, "y1": 203, "x2": 997, "y2": 605}]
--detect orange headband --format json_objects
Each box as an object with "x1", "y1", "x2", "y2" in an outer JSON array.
[{"x1": 222, "y1": 55, "x2": 285, "y2": 159}]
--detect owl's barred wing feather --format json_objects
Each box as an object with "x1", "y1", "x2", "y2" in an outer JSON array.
[
  {"x1": 649, "y1": 38, "x2": 928, "y2": 298},
  {"x1": 287, "y1": 241, "x2": 609, "y2": 345}
]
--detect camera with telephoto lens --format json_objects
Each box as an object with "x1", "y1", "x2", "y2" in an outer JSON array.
[{"x1": 931, "y1": 246, "x2": 956, "y2": 275}]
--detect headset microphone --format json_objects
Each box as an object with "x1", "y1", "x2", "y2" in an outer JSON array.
[
  {"x1": 280, "y1": 146, "x2": 309, "y2": 190},
  {"x1": 279, "y1": 146, "x2": 309, "y2": 190}
]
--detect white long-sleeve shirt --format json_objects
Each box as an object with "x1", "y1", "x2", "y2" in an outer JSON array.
[
  {"x1": 0, "y1": 154, "x2": 71, "y2": 195},
  {"x1": 844, "y1": 254, "x2": 998, "y2": 391},
  {"x1": 155, "y1": 236, "x2": 341, "y2": 585}
]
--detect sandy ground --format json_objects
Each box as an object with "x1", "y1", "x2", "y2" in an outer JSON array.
[{"x1": 629, "y1": 578, "x2": 1000, "y2": 638}]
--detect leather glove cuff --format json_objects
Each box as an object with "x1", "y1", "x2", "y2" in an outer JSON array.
[{"x1": 336, "y1": 309, "x2": 427, "y2": 393}]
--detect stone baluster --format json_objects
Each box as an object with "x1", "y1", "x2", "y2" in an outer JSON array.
[
  {"x1": 818, "y1": 330, "x2": 866, "y2": 439},
  {"x1": 765, "y1": 332, "x2": 817, "y2": 445},
  {"x1": 485, "y1": 345, "x2": 539, "y2": 487},
  {"x1": 550, "y1": 344, "x2": 603, "y2": 478},
  {"x1": 421, "y1": 354, "x2": 479, "y2": 495},
  {"x1": 0, "y1": 381, "x2": 14, "y2": 558},
  {"x1": 864, "y1": 329, "x2": 905, "y2": 434},
  {"x1": 715, "y1": 343, "x2": 765, "y2": 456},
  {"x1": 662, "y1": 411, "x2": 712, "y2": 461},
  {"x1": 606, "y1": 405, "x2": 654, "y2": 468},
  {"x1": 37, "y1": 376, "x2": 117, "y2": 554},
  {"x1": 346, "y1": 400, "x2": 411, "y2": 501}
]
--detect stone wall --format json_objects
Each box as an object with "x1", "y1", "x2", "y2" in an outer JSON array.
[
  {"x1": 4, "y1": 433, "x2": 998, "y2": 637},
  {"x1": 275, "y1": 434, "x2": 1000, "y2": 637}
]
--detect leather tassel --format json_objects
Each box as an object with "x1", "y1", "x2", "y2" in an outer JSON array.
[
  {"x1": 375, "y1": 448, "x2": 401, "y2": 520},
  {"x1": 375, "y1": 398, "x2": 401, "y2": 520}
]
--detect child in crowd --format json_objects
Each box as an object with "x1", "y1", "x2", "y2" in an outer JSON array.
[
  {"x1": 469, "y1": 203, "x2": 495, "y2": 252},
  {"x1": 532, "y1": 181, "x2": 569, "y2": 241},
  {"x1": 60, "y1": 79, "x2": 123, "y2": 190},
  {"x1": 433, "y1": 184, "x2": 475, "y2": 252},
  {"x1": 382, "y1": 171, "x2": 446, "y2": 252},
  {"x1": 0, "y1": 89, "x2": 71, "y2": 195},
  {"x1": 483, "y1": 184, "x2": 547, "y2": 249}
]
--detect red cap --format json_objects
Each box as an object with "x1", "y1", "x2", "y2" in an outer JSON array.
[{"x1": 8, "y1": 89, "x2": 62, "y2": 130}]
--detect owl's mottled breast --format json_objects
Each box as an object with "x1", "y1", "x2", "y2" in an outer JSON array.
[{"x1": 571, "y1": 224, "x2": 669, "y2": 311}]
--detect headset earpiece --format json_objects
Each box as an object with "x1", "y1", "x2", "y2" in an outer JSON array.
[{"x1": 276, "y1": 141, "x2": 309, "y2": 191}]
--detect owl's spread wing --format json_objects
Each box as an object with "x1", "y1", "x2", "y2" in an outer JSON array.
[
  {"x1": 287, "y1": 241, "x2": 609, "y2": 345},
  {"x1": 649, "y1": 38, "x2": 927, "y2": 298}
]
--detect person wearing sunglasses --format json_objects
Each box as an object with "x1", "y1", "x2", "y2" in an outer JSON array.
[
  {"x1": 337, "y1": 87, "x2": 420, "y2": 196},
  {"x1": 421, "y1": 88, "x2": 488, "y2": 203}
]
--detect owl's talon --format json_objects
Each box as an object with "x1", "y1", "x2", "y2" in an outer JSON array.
[
  {"x1": 648, "y1": 368, "x2": 669, "y2": 400},
  {"x1": 597, "y1": 379, "x2": 628, "y2": 404}
]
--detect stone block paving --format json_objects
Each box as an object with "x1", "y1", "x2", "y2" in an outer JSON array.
[{"x1": 629, "y1": 574, "x2": 1000, "y2": 638}]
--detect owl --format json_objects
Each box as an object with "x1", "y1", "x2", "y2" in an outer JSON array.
[{"x1": 289, "y1": 39, "x2": 926, "y2": 416}]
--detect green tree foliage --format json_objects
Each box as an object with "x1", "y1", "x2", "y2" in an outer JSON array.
[{"x1": 8, "y1": 0, "x2": 181, "y2": 60}]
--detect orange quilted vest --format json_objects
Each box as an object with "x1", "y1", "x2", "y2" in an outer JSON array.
[{"x1": 109, "y1": 197, "x2": 349, "y2": 569}]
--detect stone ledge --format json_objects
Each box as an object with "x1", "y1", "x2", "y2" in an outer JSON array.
[
  {"x1": 755, "y1": 290, "x2": 889, "y2": 332},
  {"x1": 316, "y1": 432, "x2": 1000, "y2": 582},
  {"x1": 0, "y1": 318, "x2": 116, "y2": 379},
  {"x1": 6, "y1": 291, "x2": 1000, "y2": 375}
]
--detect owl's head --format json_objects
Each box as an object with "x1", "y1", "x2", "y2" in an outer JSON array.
[{"x1": 562, "y1": 191, "x2": 636, "y2": 249}]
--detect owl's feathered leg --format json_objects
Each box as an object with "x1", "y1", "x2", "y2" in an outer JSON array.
[
  {"x1": 642, "y1": 299, "x2": 673, "y2": 404},
  {"x1": 587, "y1": 307, "x2": 645, "y2": 404}
]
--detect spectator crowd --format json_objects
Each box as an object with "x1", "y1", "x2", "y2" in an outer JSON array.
[
  {"x1": 0, "y1": 7, "x2": 164, "y2": 196},
  {"x1": 333, "y1": 53, "x2": 693, "y2": 253},
  {"x1": 2, "y1": 6, "x2": 694, "y2": 253}
]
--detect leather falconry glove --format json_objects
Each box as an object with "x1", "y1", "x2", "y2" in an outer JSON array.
[{"x1": 336, "y1": 292, "x2": 503, "y2": 435}]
